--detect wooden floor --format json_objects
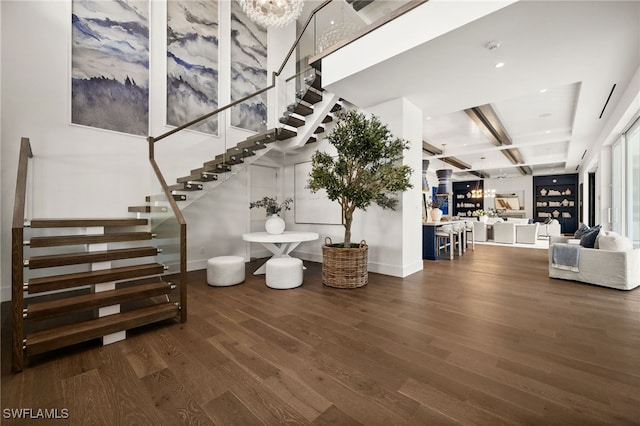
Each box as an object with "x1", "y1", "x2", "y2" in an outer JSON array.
[{"x1": 2, "y1": 244, "x2": 640, "y2": 425}]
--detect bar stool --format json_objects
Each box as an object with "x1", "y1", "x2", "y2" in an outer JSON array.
[
  {"x1": 436, "y1": 225, "x2": 453, "y2": 259},
  {"x1": 451, "y1": 222, "x2": 465, "y2": 257},
  {"x1": 464, "y1": 220, "x2": 475, "y2": 251}
]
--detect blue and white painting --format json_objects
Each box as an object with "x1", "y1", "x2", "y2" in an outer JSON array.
[
  {"x1": 231, "y1": 1, "x2": 267, "y2": 133},
  {"x1": 167, "y1": 1, "x2": 219, "y2": 134},
  {"x1": 72, "y1": 1, "x2": 149, "y2": 136}
]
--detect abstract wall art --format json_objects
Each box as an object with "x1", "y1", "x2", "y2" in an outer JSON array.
[
  {"x1": 71, "y1": 1, "x2": 149, "y2": 136},
  {"x1": 167, "y1": 1, "x2": 219, "y2": 134},
  {"x1": 230, "y1": 0, "x2": 267, "y2": 133}
]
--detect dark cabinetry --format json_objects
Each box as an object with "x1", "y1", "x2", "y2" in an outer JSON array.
[
  {"x1": 452, "y1": 181, "x2": 483, "y2": 218},
  {"x1": 533, "y1": 174, "x2": 578, "y2": 234}
]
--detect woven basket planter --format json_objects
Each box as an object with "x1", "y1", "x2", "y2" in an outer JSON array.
[{"x1": 321, "y1": 237, "x2": 368, "y2": 289}]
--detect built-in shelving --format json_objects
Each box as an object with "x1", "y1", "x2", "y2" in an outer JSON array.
[
  {"x1": 452, "y1": 180, "x2": 483, "y2": 217},
  {"x1": 533, "y1": 174, "x2": 578, "y2": 234}
]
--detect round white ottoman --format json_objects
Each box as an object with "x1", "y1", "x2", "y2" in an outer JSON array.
[
  {"x1": 265, "y1": 257, "x2": 303, "y2": 289},
  {"x1": 207, "y1": 256, "x2": 245, "y2": 287}
]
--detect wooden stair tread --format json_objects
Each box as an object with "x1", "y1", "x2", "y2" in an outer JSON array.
[
  {"x1": 27, "y1": 247, "x2": 159, "y2": 269},
  {"x1": 279, "y1": 115, "x2": 305, "y2": 128},
  {"x1": 27, "y1": 263, "x2": 166, "y2": 294},
  {"x1": 224, "y1": 146, "x2": 256, "y2": 160},
  {"x1": 277, "y1": 128, "x2": 297, "y2": 140},
  {"x1": 168, "y1": 182, "x2": 203, "y2": 192},
  {"x1": 244, "y1": 128, "x2": 276, "y2": 145},
  {"x1": 145, "y1": 194, "x2": 186, "y2": 202},
  {"x1": 25, "y1": 281, "x2": 173, "y2": 321},
  {"x1": 25, "y1": 303, "x2": 179, "y2": 356},
  {"x1": 29, "y1": 218, "x2": 148, "y2": 228},
  {"x1": 288, "y1": 102, "x2": 313, "y2": 117},
  {"x1": 347, "y1": 0, "x2": 374, "y2": 11},
  {"x1": 128, "y1": 206, "x2": 169, "y2": 213},
  {"x1": 28, "y1": 232, "x2": 153, "y2": 248},
  {"x1": 214, "y1": 153, "x2": 244, "y2": 165},
  {"x1": 176, "y1": 173, "x2": 218, "y2": 184},
  {"x1": 300, "y1": 89, "x2": 322, "y2": 105}
]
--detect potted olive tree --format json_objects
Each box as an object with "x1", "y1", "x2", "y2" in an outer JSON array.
[{"x1": 307, "y1": 110, "x2": 413, "y2": 288}]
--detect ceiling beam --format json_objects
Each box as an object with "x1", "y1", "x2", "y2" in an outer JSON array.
[
  {"x1": 465, "y1": 105, "x2": 512, "y2": 146},
  {"x1": 422, "y1": 141, "x2": 442, "y2": 155},
  {"x1": 468, "y1": 170, "x2": 490, "y2": 179},
  {"x1": 441, "y1": 156, "x2": 471, "y2": 170},
  {"x1": 465, "y1": 104, "x2": 533, "y2": 176}
]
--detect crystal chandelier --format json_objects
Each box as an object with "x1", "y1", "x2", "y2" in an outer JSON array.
[
  {"x1": 238, "y1": 0, "x2": 304, "y2": 29},
  {"x1": 316, "y1": 21, "x2": 359, "y2": 52}
]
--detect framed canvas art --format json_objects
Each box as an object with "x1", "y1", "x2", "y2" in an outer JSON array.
[
  {"x1": 230, "y1": 0, "x2": 267, "y2": 133},
  {"x1": 71, "y1": 1, "x2": 149, "y2": 136},
  {"x1": 167, "y1": 0, "x2": 219, "y2": 134}
]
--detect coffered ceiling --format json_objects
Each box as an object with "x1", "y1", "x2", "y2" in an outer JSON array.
[{"x1": 317, "y1": 0, "x2": 640, "y2": 181}]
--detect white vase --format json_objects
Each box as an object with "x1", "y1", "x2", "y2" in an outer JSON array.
[
  {"x1": 429, "y1": 208, "x2": 443, "y2": 222},
  {"x1": 265, "y1": 215, "x2": 285, "y2": 234},
  {"x1": 478, "y1": 215, "x2": 488, "y2": 223}
]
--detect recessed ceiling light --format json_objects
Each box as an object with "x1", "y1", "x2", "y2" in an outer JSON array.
[
  {"x1": 426, "y1": 116, "x2": 431, "y2": 120},
  {"x1": 495, "y1": 62, "x2": 505, "y2": 68},
  {"x1": 545, "y1": 130, "x2": 551, "y2": 134},
  {"x1": 539, "y1": 112, "x2": 552, "y2": 118},
  {"x1": 539, "y1": 88, "x2": 547, "y2": 93}
]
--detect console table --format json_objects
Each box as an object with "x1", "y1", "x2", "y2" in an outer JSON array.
[{"x1": 242, "y1": 231, "x2": 319, "y2": 274}]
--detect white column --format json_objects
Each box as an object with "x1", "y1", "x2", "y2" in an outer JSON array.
[{"x1": 365, "y1": 97, "x2": 423, "y2": 277}]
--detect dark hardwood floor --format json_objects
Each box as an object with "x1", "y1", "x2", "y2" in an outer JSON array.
[{"x1": 2, "y1": 244, "x2": 639, "y2": 425}]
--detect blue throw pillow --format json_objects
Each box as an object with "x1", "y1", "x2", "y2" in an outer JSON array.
[
  {"x1": 580, "y1": 225, "x2": 601, "y2": 248},
  {"x1": 574, "y1": 223, "x2": 589, "y2": 239}
]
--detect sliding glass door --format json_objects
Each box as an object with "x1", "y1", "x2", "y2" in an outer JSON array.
[
  {"x1": 611, "y1": 115, "x2": 639, "y2": 247},
  {"x1": 627, "y1": 117, "x2": 639, "y2": 247}
]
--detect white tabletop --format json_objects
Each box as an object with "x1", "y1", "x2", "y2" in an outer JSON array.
[
  {"x1": 423, "y1": 220, "x2": 467, "y2": 227},
  {"x1": 242, "y1": 231, "x2": 319, "y2": 243}
]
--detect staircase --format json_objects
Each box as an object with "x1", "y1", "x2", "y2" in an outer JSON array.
[
  {"x1": 12, "y1": 213, "x2": 183, "y2": 371},
  {"x1": 133, "y1": 69, "x2": 342, "y2": 212}
]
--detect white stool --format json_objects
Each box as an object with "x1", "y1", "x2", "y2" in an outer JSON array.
[
  {"x1": 265, "y1": 257, "x2": 303, "y2": 289},
  {"x1": 207, "y1": 256, "x2": 245, "y2": 287}
]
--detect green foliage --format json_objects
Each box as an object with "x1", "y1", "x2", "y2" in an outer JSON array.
[
  {"x1": 249, "y1": 197, "x2": 292, "y2": 216},
  {"x1": 307, "y1": 110, "x2": 413, "y2": 247}
]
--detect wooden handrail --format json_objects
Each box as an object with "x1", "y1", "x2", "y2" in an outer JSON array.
[
  {"x1": 12, "y1": 138, "x2": 33, "y2": 229},
  {"x1": 149, "y1": 151, "x2": 187, "y2": 323},
  {"x1": 12, "y1": 137, "x2": 33, "y2": 372}
]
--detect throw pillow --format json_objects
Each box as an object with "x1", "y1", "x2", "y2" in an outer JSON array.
[
  {"x1": 574, "y1": 223, "x2": 589, "y2": 239},
  {"x1": 580, "y1": 225, "x2": 601, "y2": 248},
  {"x1": 597, "y1": 231, "x2": 633, "y2": 251}
]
